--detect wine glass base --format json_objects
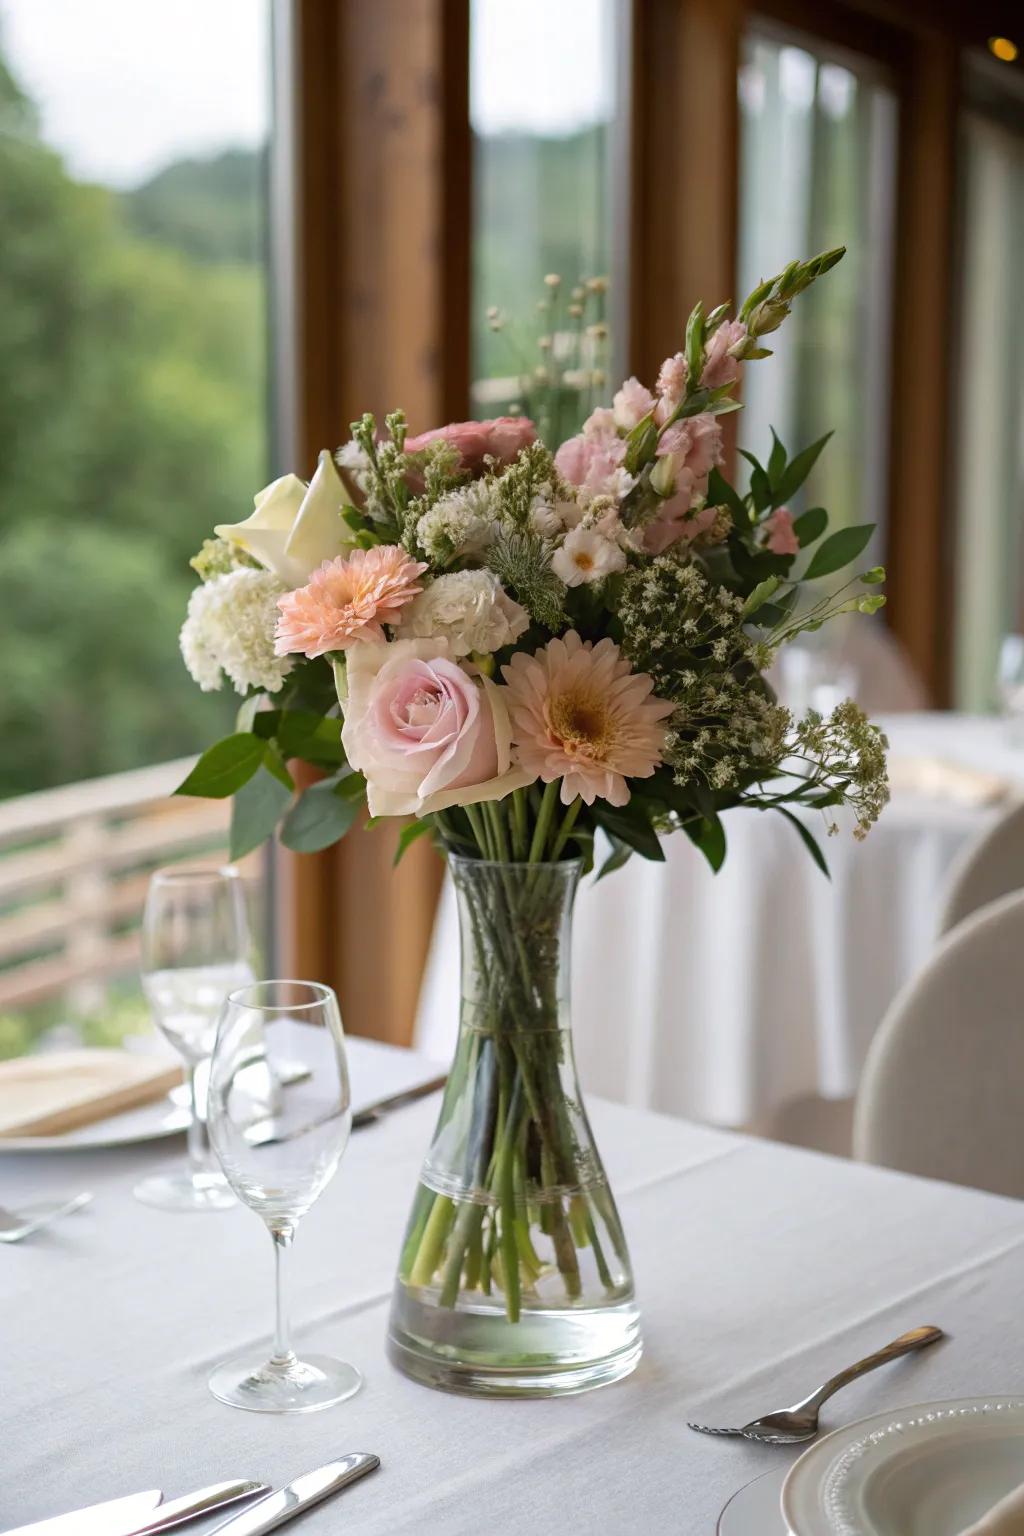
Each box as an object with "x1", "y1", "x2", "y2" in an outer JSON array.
[
  {"x1": 133, "y1": 1170, "x2": 236, "y2": 1212},
  {"x1": 208, "y1": 1352, "x2": 362, "y2": 1414}
]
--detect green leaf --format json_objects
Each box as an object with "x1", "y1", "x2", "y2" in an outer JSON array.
[
  {"x1": 738, "y1": 450, "x2": 771, "y2": 514},
  {"x1": 802, "y1": 523, "x2": 875, "y2": 582},
  {"x1": 235, "y1": 694, "x2": 266, "y2": 733},
  {"x1": 393, "y1": 818, "x2": 434, "y2": 867},
  {"x1": 775, "y1": 806, "x2": 830, "y2": 878},
  {"x1": 774, "y1": 432, "x2": 832, "y2": 504},
  {"x1": 768, "y1": 429, "x2": 787, "y2": 487},
  {"x1": 743, "y1": 575, "x2": 781, "y2": 618},
  {"x1": 176, "y1": 734, "x2": 265, "y2": 799},
  {"x1": 707, "y1": 466, "x2": 750, "y2": 529},
  {"x1": 280, "y1": 774, "x2": 361, "y2": 853},
  {"x1": 262, "y1": 743, "x2": 295, "y2": 791},
  {"x1": 229, "y1": 766, "x2": 292, "y2": 860},
  {"x1": 277, "y1": 711, "x2": 345, "y2": 767},
  {"x1": 593, "y1": 805, "x2": 665, "y2": 862},
  {"x1": 793, "y1": 506, "x2": 828, "y2": 547},
  {"x1": 684, "y1": 814, "x2": 727, "y2": 872},
  {"x1": 596, "y1": 834, "x2": 634, "y2": 881}
]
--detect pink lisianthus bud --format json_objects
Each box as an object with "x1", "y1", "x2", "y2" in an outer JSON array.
[{"x1": 764, "y1": 506, "x2": 800, "y2": 557}]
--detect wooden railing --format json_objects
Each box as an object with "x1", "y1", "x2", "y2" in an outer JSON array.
[{"x1": 0, "y1": 760, "x2": 232, "y2": 1015}]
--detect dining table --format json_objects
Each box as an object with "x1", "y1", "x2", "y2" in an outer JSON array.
[
  {"x1": 3, "y1": 1035, "x2": 1023, "y2": 1535},
  {"x1": 418, "y1": 711, "x2": 1024, "y2": 1131}
]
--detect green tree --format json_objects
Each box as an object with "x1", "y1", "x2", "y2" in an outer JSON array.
[{"x1": 0, "y1": 43, "x2": 268, "y2": 796}]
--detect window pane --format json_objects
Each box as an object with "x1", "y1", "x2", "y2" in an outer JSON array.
[
  {"x1": 0, "y1": 0, "x2": 270, "y2": 1057},
  {"x1": 952, "y1": 111, "x2": 1024, "y2": 710},
  {"x1": 470, "y1": 0, "x2": 622, "y2": 433},
  {"x1": 0, "y1": 0, "x2": 270, "y2": 797},
  {"x1": 738, "y1": 33, "x2": 897, "y2": 547}
]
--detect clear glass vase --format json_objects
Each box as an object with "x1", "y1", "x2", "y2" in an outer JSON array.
[{"x1": 387, "y1": 855, "x2": 641, "y2": 1397}]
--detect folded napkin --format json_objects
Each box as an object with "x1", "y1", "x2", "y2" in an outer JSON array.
[
  {"x1": 887, "y1": 755, "x2": 1012, "y2": 807},
  {"x1": 959, "y1": 1482, "x2": 1024, "y2": 1535},
  {"x1": 0, "y1": 1049, "x2": 181, "y2": 1137}
]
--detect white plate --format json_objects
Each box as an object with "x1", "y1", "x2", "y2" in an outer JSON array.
[
  {"x1": 782, "y1": 1396, "x2": 1024, "y2": 1536},
  {"x1": 718, "y1": 1467, "x2": 788, "y2": 1535}
]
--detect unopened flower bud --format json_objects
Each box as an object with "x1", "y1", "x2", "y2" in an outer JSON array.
[
  {"x1": 650, "y1": 455, "x2": 676, "y2": 497},
  {"x1": 861, "y1": 566, "x2": 885, "y2": 585},
  {"x1": 586, "y1": 276, "x2": 609, "y2": 294},
  {"x1": 568, "y1": 304, "x2": 583, "y2": 317},
  {"x1": 534, "y1": 366, "x2": 550, "y2": 383},
  {"x1": 571, "y1": 286, "x2": 585, "y2": 302},
  {"x1": 543, "y1": 273, "x2": 561, "y2": 288},
  {"x1": 486, "y1": 305, "x2": 500, "y2": 320},
  {"x1": 538, "y1": 336, "x2": 552, "y2": 351}
]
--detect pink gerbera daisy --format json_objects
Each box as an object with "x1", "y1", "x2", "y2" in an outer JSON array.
[
  {"x1": 275, "y1": 545, "x2": 427, "y2": 658},
  {"x1": 502, "y1": 632, "x2": 675, "y2": 807}
]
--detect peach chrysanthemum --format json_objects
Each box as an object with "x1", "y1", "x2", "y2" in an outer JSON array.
[
  {"x1": 274, "y1": 545, "x2": 427, "y2": 658},
  {"x1": 502, "y1": 632, "x2": 675, "y2": 807}
]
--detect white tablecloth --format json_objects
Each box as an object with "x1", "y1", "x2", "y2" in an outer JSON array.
[
  {"x1": 3, "y1": 1039, "x2": 1024, "y2": 1535},
  {"x1": 417, "y1": 713, "x2": 1024, "y2": 1126}
]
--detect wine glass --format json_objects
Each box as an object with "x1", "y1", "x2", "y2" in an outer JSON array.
[
  {"x1": 997, "y1": 635, "x2": 1024, "y2": 741},
  {"x1": 206, "y1": 979, "x2": 361, "y2": 1413},
  {"x1": 135, "y1": 866, "x2": 254, "y2": 1212}
]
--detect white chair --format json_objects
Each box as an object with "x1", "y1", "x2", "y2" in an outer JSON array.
[
  {"x1": 937, "y1": 798, "x2": 1024, "y2": 935},
  {"x1": 854, "y1": 888, "x2": 1024, "y2": 1198}
]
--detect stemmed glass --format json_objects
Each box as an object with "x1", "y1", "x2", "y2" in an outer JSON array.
[
  {"x1": 136, "y1": 866, "x2": 254, "y2": 1212},
  {"x1": 997, "y1": 635, "x2": 1024, "y2": 740},
  {"x1": 206, "y1": 979, "x2": 362, "y2": 1413}
]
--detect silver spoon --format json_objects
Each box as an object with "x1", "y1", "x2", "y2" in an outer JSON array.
[{"x1": 688, "y1": 1324, "x2": 945, "y2": 1445}]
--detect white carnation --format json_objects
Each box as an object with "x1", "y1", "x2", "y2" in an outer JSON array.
[
  {"x1": 551, "y1": 526, "x2": 627, "y2": 588},
  {"x1": 416, "y1": 482, "x2": 498, "y2": 563},
  {"x1": 398, "y1": 570, "x2": 529, "y2": 657},
  {"x1": 180, "y1": 568, "x2": 292, "y2": 695}
]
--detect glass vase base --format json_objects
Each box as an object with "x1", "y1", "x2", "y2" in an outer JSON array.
[
  {"x1": 387, "y1": 1286, "x2": 642, "y2": 1398},
  {"x1": 133, "y1": 1170, "x2": 235, "y2": 1212},
  {"x1": 208, "y1": 1351, "x2": 362, "y2": 1414}
]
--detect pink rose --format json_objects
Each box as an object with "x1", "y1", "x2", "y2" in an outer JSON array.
[
  {"x1": 554, "y1": 430, "x2": 631, "y2": 498},
  {"x1": 764, "y1": 507, "x2": 799, "y2": 557},
  {"x1": 340, "y1": 638, "x2": 531, "y2": 816},
  {"x1": 582, "y1": 405, "x2": 617, "y2": 438},
  {"x1": 701, "y1": 319, "x2": 747, "y2": 391},
  {"x1": 611, "y1": 376, "x2": 656, "y2": 432},
  {"x1": 404, "y1": 417, "x2": 536, "y2": 476}
]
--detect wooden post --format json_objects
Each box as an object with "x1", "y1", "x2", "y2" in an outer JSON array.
[{"x1": 273, "y1": 0, "x2": 470, "y2": 1044}]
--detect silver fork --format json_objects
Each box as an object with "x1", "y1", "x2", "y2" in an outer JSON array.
[
  {"x1": 0, "y1": 1191, "x2": 93, "y2": 1243},
  {"x1": 688, "y1": 1324, "x2": 944, "y2": 1445}
]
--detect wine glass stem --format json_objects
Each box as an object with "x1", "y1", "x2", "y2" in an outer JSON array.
[
  {"x1": 185, "y1": 1064, "x2": 212, "y2": 1178},
  {"x1": 271, "y1": 1228, "x2": 295, "y2": 1365}
]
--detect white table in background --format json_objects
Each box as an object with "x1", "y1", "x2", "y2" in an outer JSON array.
[
  {"x1": 418, "y1": 712, "x2": 1024, "y2": 1128},
  {"x1": 3, "y1": 1038, "x2": 1024, "y2": 1535}
]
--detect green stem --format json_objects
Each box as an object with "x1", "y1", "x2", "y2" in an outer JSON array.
[
  {"x1": 549, "y1": 796, "x2": 582, "y2": 862},
  {"x1": 485, "y1": 800, "x2": 511, "y2": 863},
  {"x1": 528, "y1": 779, "x2": 561, "y2": 863},
  {"x1": 511, "y1": 787, "x2": 529, "y2": 860},
  {"x1": 409, "y1": 1194, "x2": 455, "y2": 1287},
  {"x1": 465, "y1": 802, "x2": 495, "y2": 860}
]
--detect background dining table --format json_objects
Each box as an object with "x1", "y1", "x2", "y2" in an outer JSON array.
[
  {"x1": 3, "y1": 1037, "x2": 1023, "y2": 1535},
  {"x1": 418, "y1": 711, "x2": 1024, "y2": 1130}
]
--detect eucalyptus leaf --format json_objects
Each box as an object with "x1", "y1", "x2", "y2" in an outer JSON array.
[
  {"x1": 738, "y1": 450, "x2": 772, "y2": 514},
  {"x1": 707, "y1": 467, "x2": 749, "y2": 529},
  {"x1": 596, "y1": 834, "x2": 634, "y2": 881},
  {"x1": 280, "y1": 774, "x2": 361, "y2": 853},
  {"x1": 593, "y1": 805, "x2": 665, "y2": 862},
  {"x1": 176, "y1": 733, "x2": 265, "y2": 799},
  {"x1": 793, "y1": 506, "x2": 828, "y2": 547},
  {"x1": 775, "y1": 806, "x2": 830, "y2": 878},
  {"x1": 743, "y1": 575, "x2": 781, "y2": 618},
  {"x1": 262, "y1": 743, "x2": 295, "y2": 792},
  {"x1": 802, "y1": 523, "x2": 875, "y2": 582},
  {"x1": 774, "y1": 432, "x2": 832, "y2": 504},
  {"x1": 684, "y1": 814, "x2": 726, "y2": 872},
  {"x1": 393, "y1": 818, "x2": 434, "y2": 867},
  {"x1": 230, "y1": 766, "x2": 292, "y2": 859}
]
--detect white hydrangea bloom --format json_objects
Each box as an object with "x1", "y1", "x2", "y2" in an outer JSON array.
[
  {"x1": 398, "y1": 570, "x2": 529, "y2": 657},
  {"x1": 180, "y1": 568, "x2": 292, "y2": 695},
  {"x1": 416, "y1": 482, "x2": 497, "y2": 562},
  {"x1": 551, "y1": 525, "x2": 627, "y2": 588}
]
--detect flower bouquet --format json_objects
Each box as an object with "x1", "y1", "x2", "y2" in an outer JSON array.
[{"x1": 178, "y1": 245, "x2": 888, "y2": 1395}]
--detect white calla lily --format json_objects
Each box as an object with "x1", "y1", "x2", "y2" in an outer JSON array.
[{"x1": 214, "y1": 450, "x2": 354, "y2": 588}]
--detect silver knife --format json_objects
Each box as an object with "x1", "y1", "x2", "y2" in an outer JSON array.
[
  {"x1": 247, "y1": 1075, "x2": 447, "y2": 1148},
  {"x1": 3, "y1": 1492, "x2": 162, "y2": 1536},
  {"x1": 5, "y1": 1482, "x2": 269, "y2": 1536},
  {"x1": 123, "y1": 1482, "x2": 271, "y2": 1536},
  {"x1": 206, "y1": 1455, "x2": 380, "y2": 1536}
]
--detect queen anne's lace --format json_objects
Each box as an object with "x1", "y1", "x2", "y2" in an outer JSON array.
[{"x1": 180, "y1": 568, "x2": 292, "y2": 695}]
